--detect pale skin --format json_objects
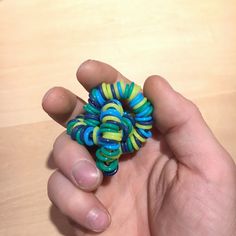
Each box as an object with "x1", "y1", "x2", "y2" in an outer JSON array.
[{"x1": 42, "y1": 60, "x2": 236, "y2": 236}]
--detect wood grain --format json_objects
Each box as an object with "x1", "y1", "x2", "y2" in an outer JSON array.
[{"x1": 0, "y1": 0, "x2": 235, "y2": 235}]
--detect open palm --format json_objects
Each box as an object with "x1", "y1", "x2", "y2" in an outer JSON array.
[{"x1": 43, "y1": 60, "x2": 236, "y2": 236}]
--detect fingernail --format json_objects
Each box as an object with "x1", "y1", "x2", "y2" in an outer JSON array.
[
  {"x1": 42, "y1": 88, "x2": 55, "y2": 103},
  {"x1": 86, "y1": 208, "x2": 110, "y2": 232},
  {"x1": 72, "y1": 160, "x2": 99, "y2": 189}
]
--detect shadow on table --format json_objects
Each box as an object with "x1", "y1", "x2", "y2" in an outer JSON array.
[{"x1": 50, "y1": 205, "x2": 77, "y2": 236}]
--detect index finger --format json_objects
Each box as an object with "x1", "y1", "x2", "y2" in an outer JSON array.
[
  {"x1": 42, "y1": 60, "x2": 130, "y2": 127},
  {"x1": 76, "y1": 60, "x2": 130, "y2": 91}
]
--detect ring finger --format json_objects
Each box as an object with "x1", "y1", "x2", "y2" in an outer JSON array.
[
  {"x1": 48, "y1": 170, "x2": 110, "y2": 233},
  {"x1": 53, "y1": 131, "x2": 103, "y2": 191}
]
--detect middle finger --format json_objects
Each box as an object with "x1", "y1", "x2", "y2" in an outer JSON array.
[{"x1": 53, "y1": 131, "x2": 103, "y2": 191}]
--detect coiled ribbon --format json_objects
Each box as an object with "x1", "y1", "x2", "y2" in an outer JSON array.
[{"x1": 67, "y1": 81, "x2": 153, "y2": 176}]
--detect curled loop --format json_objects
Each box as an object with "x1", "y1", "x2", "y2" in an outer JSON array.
[{"x1": 67, "y1": 82, "x2": 153, "y2": 176}]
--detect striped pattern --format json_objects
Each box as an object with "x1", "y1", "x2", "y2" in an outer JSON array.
[{"x1": 67, "y1": 82, "x2": 153, "y2": 176}]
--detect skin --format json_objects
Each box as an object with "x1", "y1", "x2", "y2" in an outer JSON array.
[{"x1": 42, "y1": 60, "x2": 236, "y2": 236}]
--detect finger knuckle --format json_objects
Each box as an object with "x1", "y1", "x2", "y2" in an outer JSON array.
[
  {"x1": 65, "y1": 196, "x2": 80, "y2": 216},
  {"x1": 185, "y1": 99, "x2": 201, "y2": 119}
]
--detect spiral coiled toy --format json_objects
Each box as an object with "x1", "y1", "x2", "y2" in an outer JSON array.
[{"x1": 66, "y1": 81, "x2": 153, "y2": 176}]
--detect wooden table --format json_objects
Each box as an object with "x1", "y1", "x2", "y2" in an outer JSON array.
[{"x1": 0, "y1": 1, "x2": 235, "y2": 235}]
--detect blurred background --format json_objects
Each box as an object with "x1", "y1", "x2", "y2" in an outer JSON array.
[{"x1": 0, "y1": 0, "x2": 235, "y2": 235}]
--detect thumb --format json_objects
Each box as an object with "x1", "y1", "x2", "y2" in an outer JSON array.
[{"x1": 144, "y1": 75, "x2": 233, "y2": 177}]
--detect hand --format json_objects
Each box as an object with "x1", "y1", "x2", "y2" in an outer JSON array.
[{"x1": 42, "y1": 60, "x2": 236, "y2": 236}]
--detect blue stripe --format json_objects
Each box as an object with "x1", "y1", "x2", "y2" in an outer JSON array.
[
  {"x1": 95, "y1": 89, "x2": 106, "y2": 106},
  {"x1": 129, "y1": 93, "x2": 144, "y2": 108},
  {"x1": 84, "y1": 127, "x2": 94, "y2": 146},
  {"x1": 117, "y1": 81, "x2": 123, "y2": 98},
  {"x1": 136, "y1": 105, "x2": 152, "y2": 117},
  {"x1": 135, "y1": 116, "x2": 152, "y2": 121},
  {"x1": 100, "y1": 109, "x2": 121, "y2": 120},
  {"x1": 138, "y1": 128, "x2": 152, "y2": 138},
  {"x1": 111, "y1": 84, "x2": 117, "y2": 99}
]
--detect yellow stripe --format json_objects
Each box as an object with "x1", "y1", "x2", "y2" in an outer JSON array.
[
  {"x1": 133, "y1": 129, "x2": 146, "y2": 142},
  {"x1": 133, "y1": 97, "x2": 147, "y2": 110},
  {"x1": 102, "y1": 116, "x2": 120, "y2": 123},
  {"x1": 102, "y1": 82, "x2": 109, "y2": 99},
  {"x1": 128, "y1": 84, "x2": 141, "y2": 101},
  {"x1": 101, "y1": 103, "x2": 123, "y2": 115},
  {"x1": 135, "y1": 123, "x2": 152, "y2": 130},
  {"x1": 120, "y1": 81, "x2": 125, "y2": 96},
  {"x1": 72, "y1": 121, "x2": 86, "y2": 129},
  {"x1": 106, "y1": 84, "x2": 113, "y2": 99},
  {"x1": 130, "y1": 135, "x2": 139, "y2": 151},
  {"x1": 114, "y1": 82, "x2": 120, "y2": 99},
  {"x1": 103, "y1": 132, "x2": 122, "y2": 141},
  {"x1": 92, "y1": 126, "x2": 99, "y2": 145}
]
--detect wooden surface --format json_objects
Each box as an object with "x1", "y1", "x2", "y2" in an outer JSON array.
[{"x1": 0, "y1": 0, "x2": 236, "y2": 235}]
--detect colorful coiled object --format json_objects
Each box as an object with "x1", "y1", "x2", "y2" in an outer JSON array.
[{"x1": 66, "y1": 81, "x2": 153, "y2": 176}]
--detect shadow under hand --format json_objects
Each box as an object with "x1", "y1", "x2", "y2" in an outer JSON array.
[{"x1": 49, "y1": 205, "x2": 77, "y2": 236}]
